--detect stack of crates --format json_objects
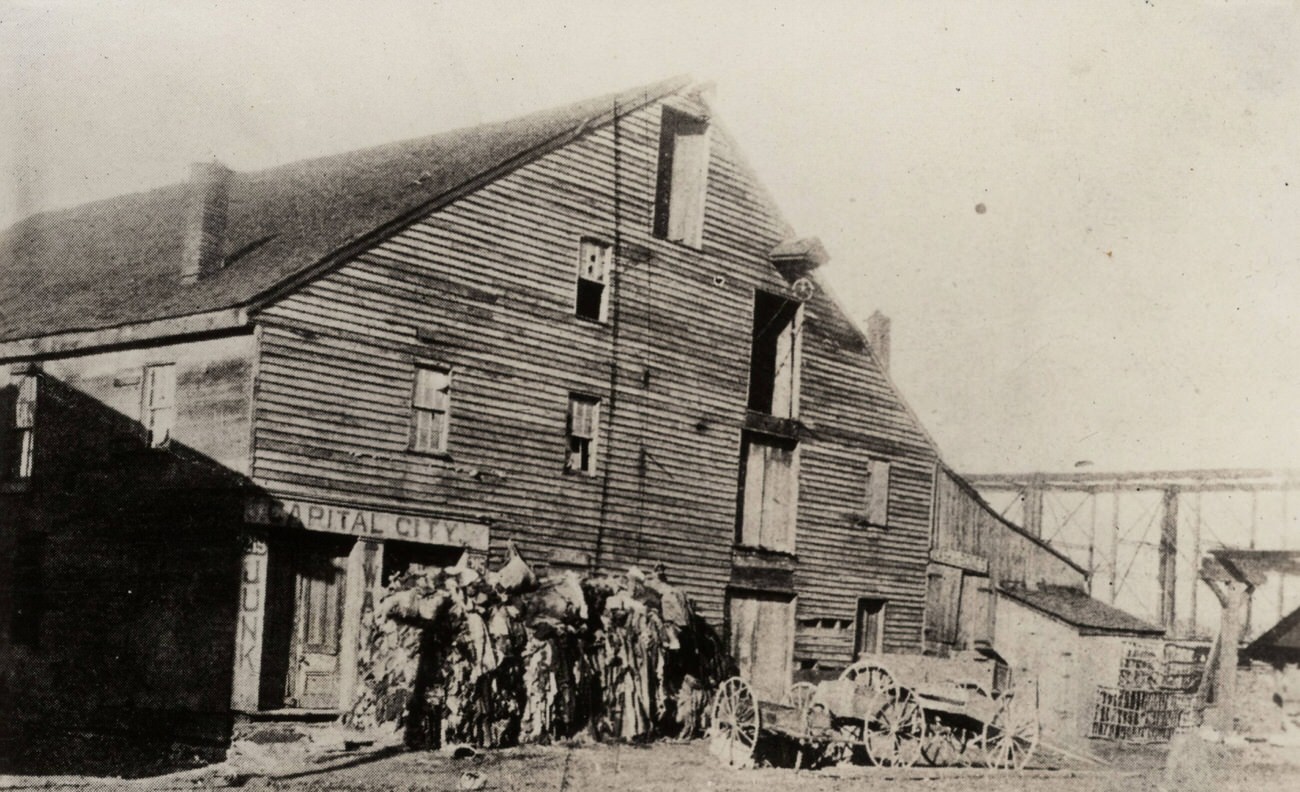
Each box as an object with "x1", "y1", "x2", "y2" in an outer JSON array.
[{"x1": 1090, "y1": 642, "x2": 1209, "y2": 743}]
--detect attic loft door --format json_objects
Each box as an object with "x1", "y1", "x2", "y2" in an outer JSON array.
[{"x1": 286, "y1": 542, "x2": 350, "y2": 710}]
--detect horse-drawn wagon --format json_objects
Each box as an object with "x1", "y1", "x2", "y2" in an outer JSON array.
[{"x1": 708, "y1": 652, "x2": 1040, "y2": 771}]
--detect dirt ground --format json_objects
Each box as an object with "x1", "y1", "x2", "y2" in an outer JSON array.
[
  {"x1": 233, "y1": 739, "x2": 1299, "y2": 792},
  {"x1": 3, "y1": 737, "x2": 1298, "y2": 791}
]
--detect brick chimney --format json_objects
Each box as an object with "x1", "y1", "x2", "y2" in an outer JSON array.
[
  {"x1": 867, "y1": 310, "x2": 891, "y2": 373},
  {"x1": 181, "y1": 161, "x2": 232, "y2": 284}
]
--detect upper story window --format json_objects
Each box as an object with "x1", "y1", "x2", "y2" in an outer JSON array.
[
  {"x1": 411, "y1": 367, "x2": 451, "y2": 454},
  {"x1": 747, "y1": 291, "x2": 802, "y2": 419},
  {"x1": 575, "y1": 237, "x2": 613, "y2": 322},
  {"x1": 865, "y1": 458, "x2": 891, "y2": 526},
  {"x1": 143, "y1": 364, "x2": 176, "y2": 447},
  {"x1": 9, "y1": 375, "x2": 36, "y2": 479},
  {"x1": 652, "y1": 106, "x2": 710, "y2": 247},
  {"x1": 565, "y1": 394, "x2": 600, "y2": 475}
]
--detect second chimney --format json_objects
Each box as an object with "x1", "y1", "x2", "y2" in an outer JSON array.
[
  {"x1": 181, "y1": 161, "x2": 232, "y2": 284},
  {"x1": 867, "y1": 310, "x2": 891, "y2": 373}
]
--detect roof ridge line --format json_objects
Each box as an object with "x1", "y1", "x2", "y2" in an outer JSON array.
[{"x1": 240, "y1": 76, "x2": 691, "y2": 313}]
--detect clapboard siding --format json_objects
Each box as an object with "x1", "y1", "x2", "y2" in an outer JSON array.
[
  {"x1": 251, "y1": 94, "x2": 938, "y2": 646},
  {"x1": 932, "y1": 469, "x2": 1086, "y2": 590}
]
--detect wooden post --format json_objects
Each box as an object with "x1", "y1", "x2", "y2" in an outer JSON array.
[
  {"x1": 1109, "y1": 491, "x2": 1121, "y2": 605},
  {"x1": 1281, "y1": 491, "x2": 1289, "y2": 630},
  {"x1": 1087, "y1": 489, "x2": 1098, "y2": 598},
  {"x1": 338, "y1": 539, "x2": 384, "y2": 714},
  {"x1": 1191, "y1": 492, "x2": 1202, "y2": 633},
  {"x1": 1207, "y1": 578, "x2": 1249, "y2": 733},
  {"x1": 1247, "y1": 491, "x2": 1258, "y2": 637},
  {"x1": 1024, "y1": 481, "x2": 1044, "y2": 538},
  {"x1": 1159, "y1": 487, "x2": 1179, "y2": 630},
  {"x1": 231, "y1": 531, "x2": 269, "y2": 712}
]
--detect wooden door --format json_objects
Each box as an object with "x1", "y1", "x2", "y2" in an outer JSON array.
[
  {"x1": 729, "y1": 592, "x2": 794, "y2": 701},
  {"x1": 925, "y1": 564, "x2": 963, "y2": 652},
  {"x1": 739, "y1": 435, "x2": 798, "y2": 553},
  {"x1": 957, "y1": 573, "x2": 993, "y2": 648},
  {"x1": 287, "y1": 548, "x2": 349, "y2": 710}
]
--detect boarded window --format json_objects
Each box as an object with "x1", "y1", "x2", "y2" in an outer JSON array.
[
  {"x1": 854, "y1": 597, "x2": 887, "y2": 656},
  {"x1": 737, "y1": 433, "x2": 798, "y2": 553},
  {"x1": 575, "y1": 237, "x2": 612, "y2": 321},
  {"x1": 652, "y1": 106, "x2": 710, "y2": 247},
  {"x1": 566, "y1": 394, "x2": 600, "y2": 474},
  {"x1": 411, "y1": 367, "x2": 451, "y2": 453},
  {"x1": 747, "y1": 291, "x2": 801, "y2": 418},
  {"x1": 729, "y1": 592, "x2": 794, "y2": 701},
  {"x1": 142, "y1": 364, "x2": 176, "y2": 447},
  {"x1": 11, "y1": 375, "x2": 36, "y2": 478},
  {"x1": 865, "y1": 458, "x2": 891, "y2": 526}
]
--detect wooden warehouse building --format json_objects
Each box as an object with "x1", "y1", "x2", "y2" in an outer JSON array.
[{"x1": 0, "y1": 76, "x2": 1149, "y2": 751}]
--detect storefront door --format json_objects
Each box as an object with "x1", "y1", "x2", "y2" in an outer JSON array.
[{"x1": 286, "y1": 546, "x2": 349, "y2": 709}]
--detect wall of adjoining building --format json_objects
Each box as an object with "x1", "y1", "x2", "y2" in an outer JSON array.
[
  {"x1": 0, "y1": 334, "x2": 256, "y2": 750},
  {"x1": 993, "y1": 595, "x2": 1131, "y2": 751}
]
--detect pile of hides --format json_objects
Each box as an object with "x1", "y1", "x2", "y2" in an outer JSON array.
[{"x1": 342, "y1": 546, "x2": 733, "y2": 749}]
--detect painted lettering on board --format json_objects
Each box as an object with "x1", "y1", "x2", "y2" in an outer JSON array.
[{"x1": 243, "y1": 498, "x2": 489, "y2": 550}]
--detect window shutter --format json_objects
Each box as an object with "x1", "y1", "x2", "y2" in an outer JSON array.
[
  {"x1": 570, "y1": 397, "x2": 597, "y2": 439},
  {"x1": 867, "y1": 459, "x2": 891, "y2": 524},
  {"x1": 15, "y1": 376, "x2": 36, "y2": 429},
  {"x1": 146, "y1": 365, "x2": 176, "y2": 409}
]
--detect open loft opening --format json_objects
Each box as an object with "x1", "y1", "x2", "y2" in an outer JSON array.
[
  {"x1": 747, "y1": 290, "x2": 801, "y2": 419},
  {"x1": 652, "y1": 106, "x2": 710, "y2": 247}
]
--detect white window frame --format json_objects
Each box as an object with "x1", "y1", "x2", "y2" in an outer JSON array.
[
  {"x1": 411, "y1": 367, "x2": 452, "y2": 454},
  {"x1": 574, "y1": 237, "x2": 613, "y2": 322},
  {"x1": 565, "y1": 394, "x2": 600, "y2": 474},
  {"x1": 142, "y1": 364, "x2": 176, "y2": 448}
]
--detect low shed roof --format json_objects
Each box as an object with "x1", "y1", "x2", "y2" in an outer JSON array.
[{"x1": 999, "y1": 585, "x2": 1164, "y2": 637}]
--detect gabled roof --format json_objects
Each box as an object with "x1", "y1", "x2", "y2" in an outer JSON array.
[
  {"x1": 0, "y1": 76, "x2": 690, "y2": 346},
  {"x1": 999, "y1": 584, "x2": 1164, "y2": 637}
]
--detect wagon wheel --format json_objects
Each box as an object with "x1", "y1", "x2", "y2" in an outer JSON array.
[
  {"x1": 840, "y1": 658, "x2": 895, "y2": 693},
  {"x1": 920, "y1": 720, "x2": 975, "y2": 767},
  {"x1": 921, "y1": 679, "x2": 987, "y2": 766},
  {"x1": 981, "y1": 681, "x2": 1040, "y2": 770},
  {"x1": 708, "y1": 677, "x2": 761, "y2": 769},
  {"x1": 781, "y1": 682, "x2": 818, "y2": 715},
  {"x1": 865, "y1": 685, "x2": 927, "y2": 767}
]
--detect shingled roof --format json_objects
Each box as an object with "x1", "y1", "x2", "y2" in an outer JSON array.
[
  {"x1": 999, "y1": 584, "x2": 1164, "y2": 637},
  {"x1": 0, "y1": 76, "x2": 690, "y2": 345}
]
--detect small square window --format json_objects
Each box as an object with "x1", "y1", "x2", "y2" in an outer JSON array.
[
  {"x1": 143, "y1": 364, "x2": 176, "y2": 448},
  {"x1": 565, "y1": 394, "x2": 600, "y2": 474},
  {"x1": 412, "y1": 367, "x2": 451, "y2": 454},
  {"x1": 575, "y1": 238, "x2": 612, "y2": 321}
]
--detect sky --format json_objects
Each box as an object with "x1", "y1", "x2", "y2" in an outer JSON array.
[{"x1": 1, "y1": 0, "x2": 1298, "y2": 475}]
